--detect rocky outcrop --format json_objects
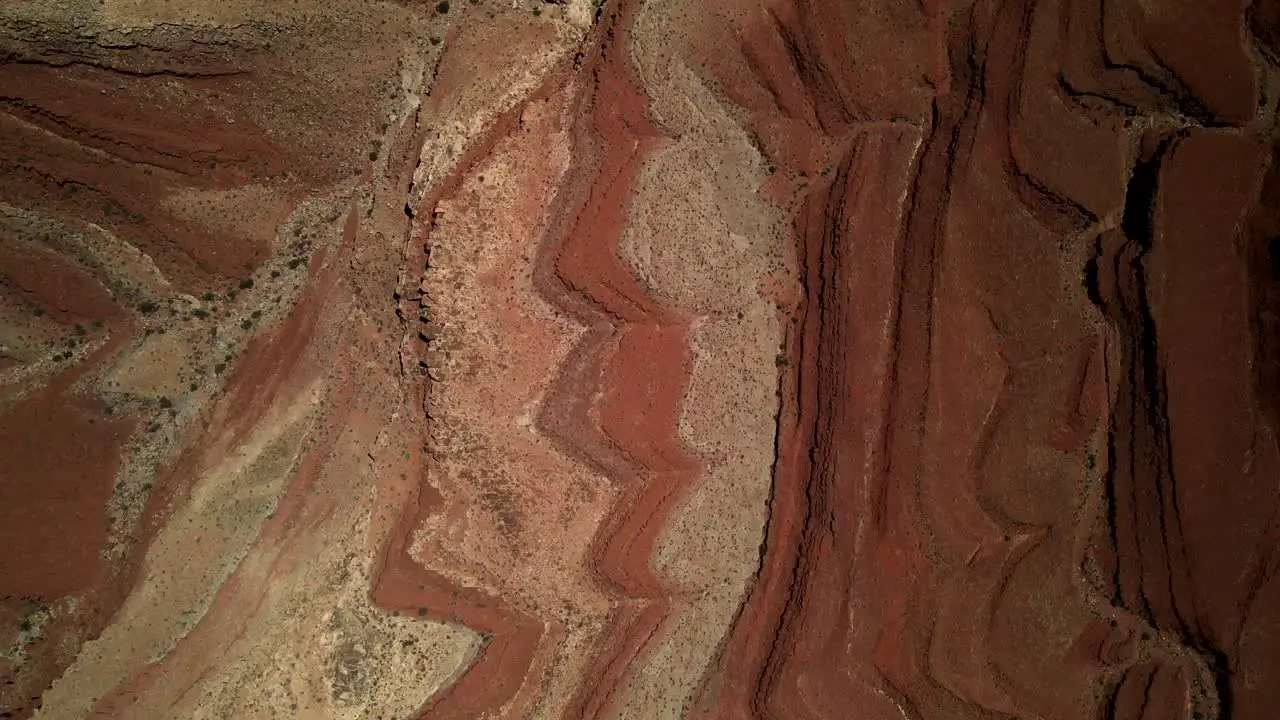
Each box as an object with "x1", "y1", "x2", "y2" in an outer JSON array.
[
  {"x1": 1, "y1": 0, "x2": 1278, "y2": 718},
  {"x1": 697, "y1": 1, "x2": 1280, "y2": 718}
]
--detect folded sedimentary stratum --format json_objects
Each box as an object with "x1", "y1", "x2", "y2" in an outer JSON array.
[{"x1": 1, "y1": 0, "x2": 1278, "y2": 718}]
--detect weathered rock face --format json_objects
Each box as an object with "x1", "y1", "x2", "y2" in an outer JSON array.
[
  {"x1": 693, "y1": 0, "x2": 1280, "y2": 715},
  {"x1": 1, "y1": 0, "x2": 1278, "y2": 718}
]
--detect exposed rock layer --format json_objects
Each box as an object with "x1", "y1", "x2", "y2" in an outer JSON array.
[{"x1": 1, "y1": 0, "x2": 1278, "y2": 719}]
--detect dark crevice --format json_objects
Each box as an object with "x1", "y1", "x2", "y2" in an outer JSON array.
[
  {"x1": 1120, "y1": 147, "x2": 1162, "y2": 244},
  {"x1": 1087, "y1": 134, "x2": 1242, "y2": 717},
  {"x1": 1083, "y1": 235, "x2": 1104, "y2": 308}
]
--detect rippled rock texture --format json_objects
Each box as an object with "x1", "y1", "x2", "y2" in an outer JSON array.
[{"x1": 2, "y1": 0, "x2": 1279, "y2": 718}]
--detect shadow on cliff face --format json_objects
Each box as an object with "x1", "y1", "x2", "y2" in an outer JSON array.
[
  {"x1": 1252, "y1": 0, "x2": 1280, "y2": 67},
  {"x1": 692, "y1": 0, "x2": 1280, "y2": 718},
  {"x1": 1249, "y1": 145, "x2": 1280, "y2": 438}
]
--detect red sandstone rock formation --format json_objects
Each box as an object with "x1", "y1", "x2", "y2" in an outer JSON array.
[{"x1": 1, "y1": 0, "x2": 1278, "y2": 719}]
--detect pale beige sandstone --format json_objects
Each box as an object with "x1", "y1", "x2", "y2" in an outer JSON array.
[
  {"x1": 562, "y1": 0, "x2": 601, "y2": 29},
  {"x1": 36, "y1": 381, "x2": 324, "y2": 719},
  {"x1": 80, "y1": 230, "x2": 173, "y2": 296},
  {"x1": 410, "y1": 13, "x2": 583, "y2": 204},
  {"x1": 100, "y1": 331, "x2": 193, "y2": 400},
  {"x1": 0, "y1": 204, "x2": 173, "y2": 299},
  {"x1": 410, "y1": 89, "x2": 618, "y2": 718},
  {"x1": 42, "y1": 322, "x2": 479, "y2": 718},
  {"x1": 0, "y1": 2, "x2": 486, "y2": 717},
  {"x1": 5, "y1": 6, "x2": 593, "y2": 717},
  {"x1": 0, "y1": 206, "x2": 173, "y2": 399},
  {"x1": 100, "y1": 0, "x2": 371, "y2": 27},
  {"x1": 162, "y1": 185, "x2": 290, "y2": 266},
  {"x1": 146, "y1": 417, "x2": 478, "y2": 720},
  {"x1": 606, "y1": 1, "x2": 794, "y2": 715}
]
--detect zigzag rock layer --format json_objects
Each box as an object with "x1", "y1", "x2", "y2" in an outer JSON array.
[{"x1": 1, "y1": 0, "x2": 1279, "y2": 718}]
